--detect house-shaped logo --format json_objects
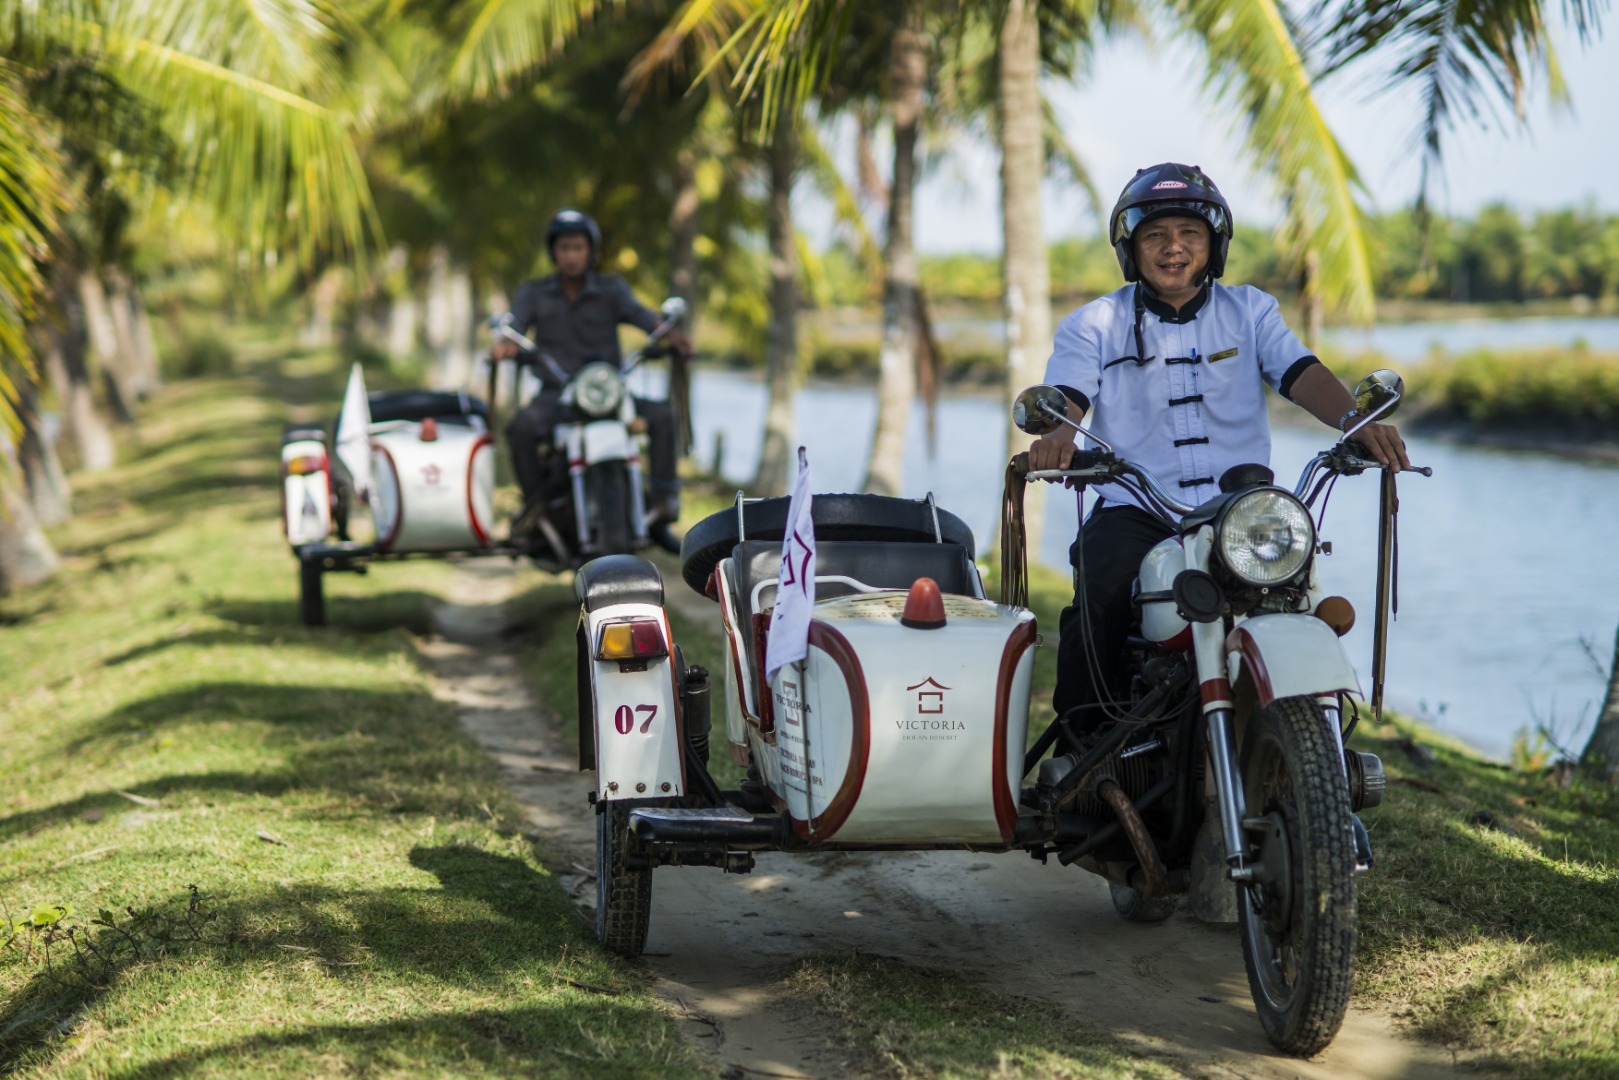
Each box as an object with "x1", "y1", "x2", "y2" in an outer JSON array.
[{"x1": 906, "y1": 676, "x2": 950, "y2": 714}]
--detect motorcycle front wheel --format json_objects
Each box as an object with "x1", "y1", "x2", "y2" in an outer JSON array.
[
  {"x1": 595, "y1": 802, "x2": 652, "y2": 956},
  {"x1": 587, "y1": 460, "x2": 632, "y2": 555},
  {"x1": 1237, "y1": 696, "x2": 1356, "y2": 1056}
]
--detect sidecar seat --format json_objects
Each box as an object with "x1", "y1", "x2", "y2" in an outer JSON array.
[{"x1": 679, "y1": 493, "x2": 977, "y2": 596}]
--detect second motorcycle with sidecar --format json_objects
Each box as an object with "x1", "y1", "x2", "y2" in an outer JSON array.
[{"x1": 573, "y1": 370, "x2": 1428, "y2": 1056}]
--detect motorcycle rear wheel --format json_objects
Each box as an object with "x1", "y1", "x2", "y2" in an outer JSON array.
[
  {"x1": 595, "y1": 802, "x2": 652, "y2": 956},
  {"x1": 1237, "y1": 696, "x2": 1356, "y2": 1057},
  {"x1": 587, "y1": 461, "x2": 632, "y2": 555}
]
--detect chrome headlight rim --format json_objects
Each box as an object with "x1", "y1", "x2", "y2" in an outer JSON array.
[
  {"x1": 572, "y1": 362, "x2": 625, "y2": 417},
  {"x1": 1214, "y1": 488, "x2": 1315, "y2": 588}
]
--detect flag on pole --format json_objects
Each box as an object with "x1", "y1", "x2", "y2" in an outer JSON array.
[
  {"x1": 765, "y1": 448, "x2": 816, "y2": 681},
  {"x1": 334, "y1": 362, "x2": 373, "y2": 500}
]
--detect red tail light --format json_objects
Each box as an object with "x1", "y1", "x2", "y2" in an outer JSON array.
[
  {"x1": 596, "y1": 619, "x2": 668, "y2": 660},
  {"x1": 285, "y1": 454, "x2": 326, "y2": 476}
]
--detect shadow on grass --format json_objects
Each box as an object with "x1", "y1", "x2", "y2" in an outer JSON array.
[
  {"x1": 209, "y1": 591, "x2": 442, "y2": 636},
  {"x1": 6, "y1": 680, "x2": 503, "y2": 841},
  {"x1": 0, "y1": 845, "x2": 691, "y2": 1078}
]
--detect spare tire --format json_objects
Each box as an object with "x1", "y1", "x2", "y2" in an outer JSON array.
[{"x1": 678, "y1": 493, "x2": 976, "y2": 596}]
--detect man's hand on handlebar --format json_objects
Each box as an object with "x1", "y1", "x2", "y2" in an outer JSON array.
[
  {"x1": 667, "y1": 329, "x2": 694, "y2": 358},
  {"x1": 1027, "y1": 434, "x2": 1080, "y2": 487},
  {"x1": 1353, "y1": 419, "x2": 1412, "y2": 473},
  {"x1": 491, "y1": 338, "x2": 520, "y2": 361}
]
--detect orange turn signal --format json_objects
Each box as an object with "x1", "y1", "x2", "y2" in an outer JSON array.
[
  {"x1": 285, "y1": 454, "x2": 326, "y2": 476},
  {"x1": 1315, "y1": 595, "x2": 1355, "y2": 636},
  {"x1": 597, "y1": 619, "x2": 668, "y2": 661}
]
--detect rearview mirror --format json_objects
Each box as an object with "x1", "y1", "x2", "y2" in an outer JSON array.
[
  {"x1": 1353, "y1": 369, "x2": 1404, "y2": 420},
  {"x1": 660, "y1": 296, "x2": 688, "y2": 324},
  {"x1": 1012, "y1": 385, "x2": 1070, "y2": 436},
  {"x1": 487, "y1": 312, "x2": 515, "y2": 331}
]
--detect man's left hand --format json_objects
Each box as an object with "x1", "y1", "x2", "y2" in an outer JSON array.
[
  {"x1": 1354, "y1": 420, "x2": 1411, "y2": 472},
  {"x1": 667, "y1": 330, "x2": 694, "y2": 358}
]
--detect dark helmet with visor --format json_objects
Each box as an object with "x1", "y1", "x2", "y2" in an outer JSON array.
[
  {"x1": 546, "y1": 209, "x2": 602, "y2": 264},
  {"x1": 1109, "y1": 163, "x2": 1233, "y2": 283}
]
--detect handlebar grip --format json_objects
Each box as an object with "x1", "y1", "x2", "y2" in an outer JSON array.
[{"x1": 1069, "y1": 448, "x2": 1113, "y2": 470}]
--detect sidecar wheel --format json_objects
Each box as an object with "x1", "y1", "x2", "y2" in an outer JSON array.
[
  {"x1": 588, "y1": 461, "x2": 632, "y2": 555},
  {"x1": 1109, "y1": 883, "x2": 1178, "y2": 923},
  {"x1": 595, "y1": 802, "x2": 652, "y2": 957},
  {"x1": 1237, "y1": 696, "x2": 1356, "y2": 1057},
  {"x1": 298, "y1": 557, "x2": 326, "y2": 627}
]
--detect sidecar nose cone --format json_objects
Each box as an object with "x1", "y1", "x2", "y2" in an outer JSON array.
[{"x1": 900, "y1": 577, "x2": 947, "y2": 629}]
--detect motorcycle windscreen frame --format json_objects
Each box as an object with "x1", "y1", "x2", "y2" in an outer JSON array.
[
  {"x1": 368, "y1": 424, "x2": 494, "y2": 552},
  {"x1": 765, "y1": 595, "x2": 1036, "y2": 845},
  {"x1": 583, "y1": 602, "x2": 685, "y2": 799},
  {"x1": 282, "y1": 438, "x2": 331, "y2": 545}
]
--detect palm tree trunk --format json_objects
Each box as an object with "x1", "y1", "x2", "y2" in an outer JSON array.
[
  {"x1": 668, "y1": 148, "x2": 702, "y2": 457},
  {"x1": 1580, "y1": 622, "x2": 1619, "y2": 784},
  {"x1": 14, "y1": 351, "x2": 72, "y2": 526},
  {"x1": 105, "y1": 267, "x2": 155, "y2": 400},
  {"x1": 48, "y1": 280, "x2": 117, "y2": 472},
  {"x1": 0, "y1": 435, "x2": 59, "y2": 593},
  {"x1": 131, "y1": 287, "x2": 163, "y2": 392},
  {"x1": 864, "y1": 2, "x2": 926, "y2": 497},
  {"x1": 754, "y1": 112, "x2": 800, "y2": 497},
  {"x1": 77, "y1": 270, "x2": 138, "y2": 424},
  {"x1": 426, "y1": 248, "x2": 474, "y2": 390},
  {"x1": 1000, "y1": 0, "x2": 1051, "y2": 548}
]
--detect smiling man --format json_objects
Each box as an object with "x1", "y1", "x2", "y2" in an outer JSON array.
[{"x1": 1026, "y1": 162, "x2": 1409, "y2": 733}]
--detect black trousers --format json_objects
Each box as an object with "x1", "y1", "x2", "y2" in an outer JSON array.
[
  {"x1": 1054, "y1": 504, "x2": 1177, "y2": 727},
  {"x1": 505, "y1": 392, "x2": 677, "y2": 505}
]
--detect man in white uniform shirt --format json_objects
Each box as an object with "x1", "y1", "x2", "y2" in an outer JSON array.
[{"x1": 1028, "y1": 162, "x2": 1409, "y2": 731}]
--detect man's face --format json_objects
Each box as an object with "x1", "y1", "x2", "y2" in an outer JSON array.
[
  {"x1": 552, "y1": 234, "x2": 591, "y2": 278},
  {"x1": 1132, "y1": 215, "x2": 1210, "y2": 302}
]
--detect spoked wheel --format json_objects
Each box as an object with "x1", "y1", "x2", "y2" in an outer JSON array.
[
  {"x1": 1109, "y1": 882, "x2": 1178, "y2": 923},
  {"x1": 1237, "y1": 696, "x2": 1357, "y2": 1056},
  {"x1": 587, "y1": 461, "x2": 632, "y2": 555},
  {"x1": 595, "y1": 802, "x2": 652, "y2": 957}
]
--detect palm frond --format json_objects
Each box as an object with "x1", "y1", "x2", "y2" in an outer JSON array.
[
  {"x1": 1306, "y1": 0, "x2": 1604, "y2": 204},
  {"x1": 446, "y1": 0, "x2": 609, "y2": 98},
  {"x1": 1171, "y1": 0, "x2": 1376, "y2": 321},
  {"x1": 0, "y1": 66, "x2": 68, "y2": 440}
]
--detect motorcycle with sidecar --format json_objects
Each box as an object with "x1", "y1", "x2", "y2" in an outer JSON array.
[
  {"x1": 573, "y1": 370, "x2": 1427, "y2": 1056},
  {"x1": 278, "y1": 298, "x2": 687, "y2": 626}
]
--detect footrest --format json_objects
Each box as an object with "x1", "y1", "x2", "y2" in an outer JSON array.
[{"x1": 627, "y1": 805, "x2": 783, "y2": 847}]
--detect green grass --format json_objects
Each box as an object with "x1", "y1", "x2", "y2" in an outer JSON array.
[{"x1": 0, "y1": 361, "x2": 707, "y2": 1077}]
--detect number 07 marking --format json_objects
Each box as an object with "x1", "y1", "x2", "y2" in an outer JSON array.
[{"x1": 612, "y1": 703, "x2": 659, "y2": 735}]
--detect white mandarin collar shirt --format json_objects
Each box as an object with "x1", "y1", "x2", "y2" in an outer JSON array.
[{"x1": 1043, "y1": 281, "x2": 1318, "y2": 517}]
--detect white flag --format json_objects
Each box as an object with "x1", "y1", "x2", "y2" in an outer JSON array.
[
  {"x1": 334, "y1": 362, "x2": 373, "y2": 500},
  {"x1": 765, "y1": 448, "x2": 816, "y2": 681}
]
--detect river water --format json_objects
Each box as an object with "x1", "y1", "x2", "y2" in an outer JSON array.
[{"x1": 657, "y1": 366, "x2": 1619, "y2": 761}]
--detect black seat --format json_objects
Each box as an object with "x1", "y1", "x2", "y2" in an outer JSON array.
[
  {"x1": 335, "y1": 389, "x2": 490, "y2": 435},
  {"x1": 680, "y1": 493, "x2": 976, "y2": 596}
]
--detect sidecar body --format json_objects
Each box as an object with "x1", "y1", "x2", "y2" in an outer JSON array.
[
  {"x1": 577, "y1": 494, "x2": 1037, "y2": 849},
  {"x1": 280, "y1": 374, "x2": 496, "y2": 626}
]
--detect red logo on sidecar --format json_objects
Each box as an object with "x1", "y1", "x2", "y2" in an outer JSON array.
[
  {"x1": 421, "y1": 464, "x2": 443, "y2": 485},
  {"x1": 906, "y1": 676, "x2": 951, "y2": 714}
]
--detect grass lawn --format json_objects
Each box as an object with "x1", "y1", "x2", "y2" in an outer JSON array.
[{"x1": 4, "y1": 339, "x2": 1617, "y2": 1077}]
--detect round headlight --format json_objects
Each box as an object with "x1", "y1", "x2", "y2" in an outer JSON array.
[
  {"x1": 1216, "y1": 490, "x2": 1315, "y2": 587},
  {"x1": 573, "y1": 363, "x2": 625, "y2": 417}
]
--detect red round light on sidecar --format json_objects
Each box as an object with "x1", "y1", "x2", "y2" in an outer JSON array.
[
  {"x1": 419, "y1": 417, "x2": 439, "y2": 442},
  {"x1": 900, "y1": 578, "x2": 946, "y2": 630}
]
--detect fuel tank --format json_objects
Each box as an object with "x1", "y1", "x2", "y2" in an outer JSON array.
[{"x1": 1137, "y1": 536, "x2": 1191, "y2": 648}]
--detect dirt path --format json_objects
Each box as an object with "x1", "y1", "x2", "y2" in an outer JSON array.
[{"x1": 418, "y1": 560, "x2": 1466, "y2": 1080}]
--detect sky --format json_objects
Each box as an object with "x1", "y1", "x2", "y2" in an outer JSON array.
[{"x1": 884, "y1": 24, "x2": 1619, "y2": 254}]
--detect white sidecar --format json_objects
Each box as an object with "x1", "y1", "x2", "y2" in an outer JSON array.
[
  {"x1": 575, "y1": 494, "x2": 1038, "y2": 956},
  {"x1": 280, "y1": 380, "x2": 496, "y2": 627}
]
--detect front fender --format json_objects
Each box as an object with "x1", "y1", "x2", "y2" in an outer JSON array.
[
  {"x1": 1225, "y1": 613, "x2": 1360, "y2": 708},
  {"x1": 575, "y1": 556, "x2": 684, "y2": 800}
]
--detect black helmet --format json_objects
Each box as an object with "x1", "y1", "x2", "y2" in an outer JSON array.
[
  {"x1": 546, "y1": 209, "x2": 601, "y2": 263},
  {"x1": 1109, "y1": 163, "x2": 1233, "y2": 283}
]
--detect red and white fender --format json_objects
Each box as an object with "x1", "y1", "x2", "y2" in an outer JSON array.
[
  {"x1": 581, "y1": 600, "x2": 685, "y2": 801},
  {"x1": 1224, "y1": 613, "x2": 1361, "y2": 707}
]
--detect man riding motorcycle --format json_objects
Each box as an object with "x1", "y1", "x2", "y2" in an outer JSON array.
[
  {"x1": 1026, "y1": 163, "x2": 1410, "y2": 736},
  {"x1": 492, "y1": 209, "x2": 693, "y2": 528}
]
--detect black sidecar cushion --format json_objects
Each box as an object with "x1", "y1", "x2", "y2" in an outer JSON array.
[
  {"x1": 335, "y1": 389, "x2": 490, "y2": 433},
  {"x1": 679, "y1": 493, "x2": 976, "y2": 596},
  {"x1": 576, "y1": 554, "x2": 664, "y2": 613}
]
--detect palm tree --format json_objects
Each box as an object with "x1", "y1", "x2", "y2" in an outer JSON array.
[{"x1": 1581, "y1": 624, "x2": 1619, "y2": 784}]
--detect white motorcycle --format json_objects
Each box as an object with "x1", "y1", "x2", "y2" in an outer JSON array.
[
  {"x1": 571, "y1": 368, "x2": 1427, "y2": 1057},
  {"x1": 489, "y1": 297, "x2": 686, "y2": 566}
]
